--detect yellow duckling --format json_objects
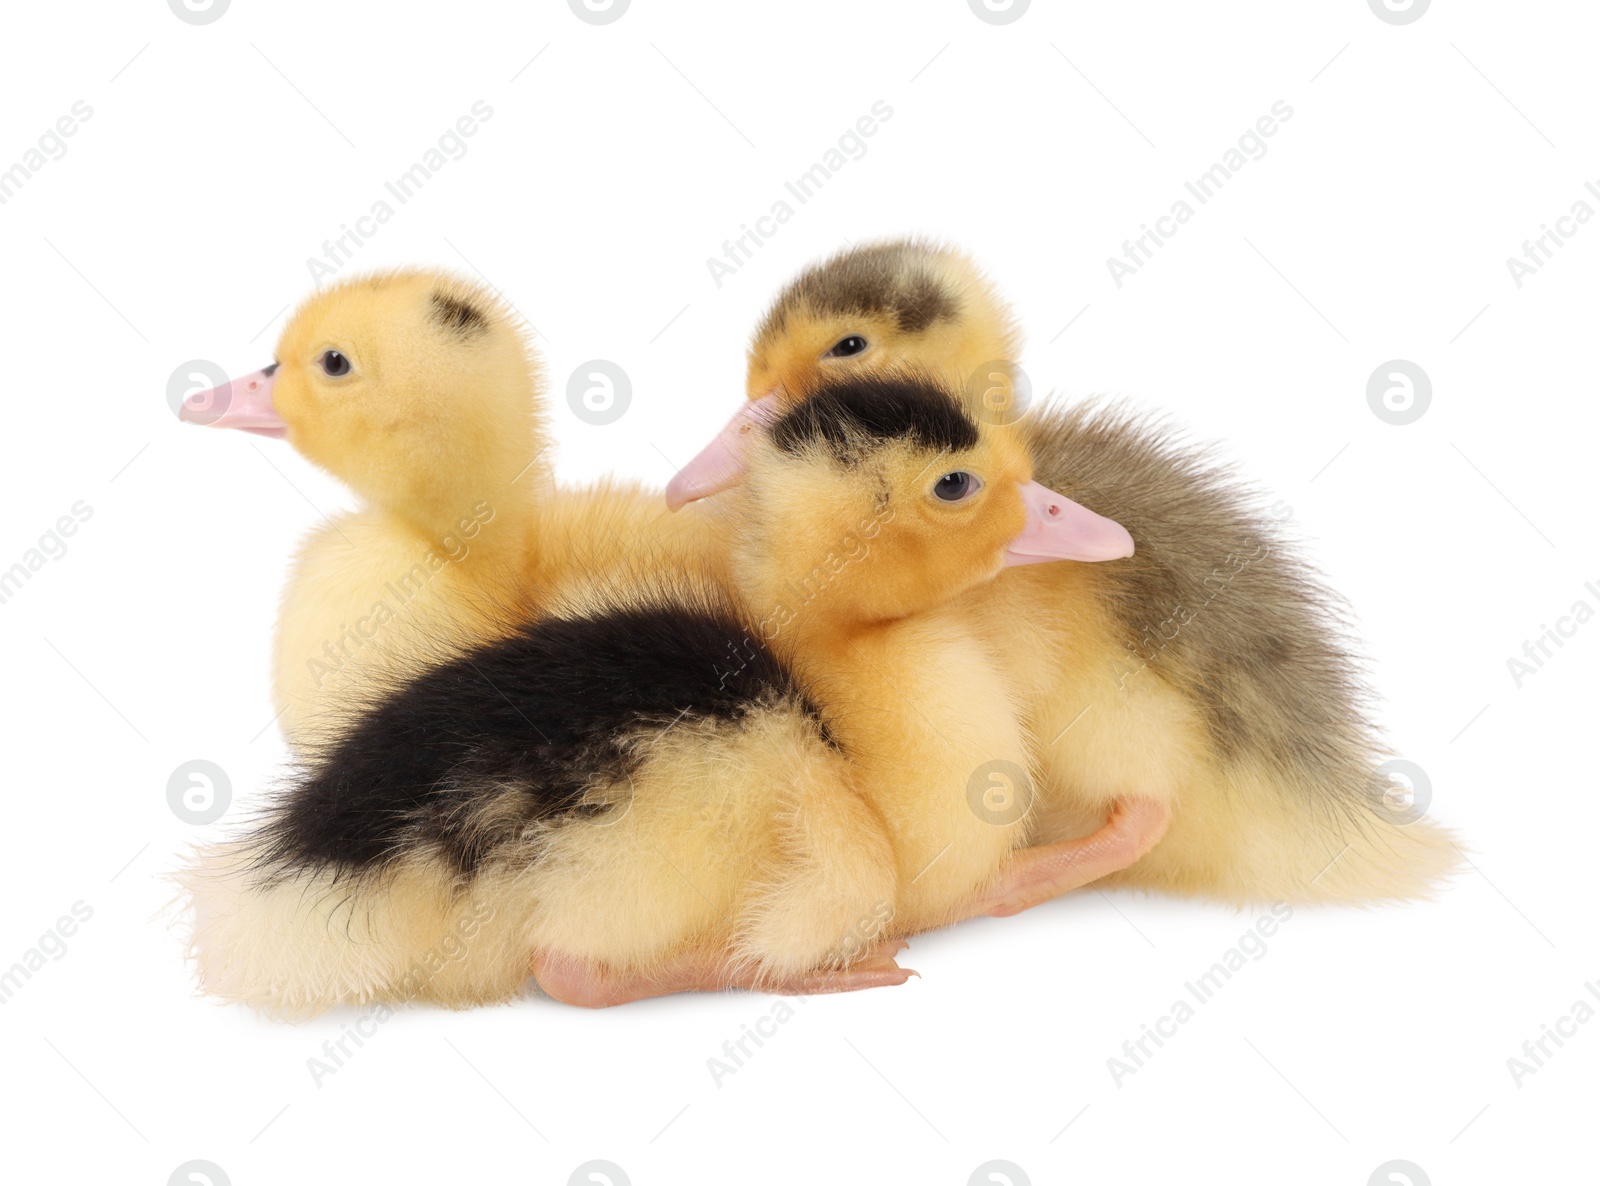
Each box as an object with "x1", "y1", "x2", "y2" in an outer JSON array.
[
  {"x1": 179, "y1": 373, "x2": 1123, "y2": 1013},
  {"x1": 669, "y1": 239, "x2": 1460, "y2": 907},
  {"x1": 180, "y1": 270, "x2": 718, "y2": 749}
]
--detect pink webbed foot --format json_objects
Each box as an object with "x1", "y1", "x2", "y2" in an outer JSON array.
[
  {"x1": 963, "y1": 797, "x2": 1172, "y2": 921},
  {"x1": 531, "y1": 940, "x2": 915, "y2": 1009}
]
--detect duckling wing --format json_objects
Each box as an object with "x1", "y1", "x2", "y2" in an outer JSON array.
[
  {"x1": 1018, "y1": 400, "x2": 1462, "y2": 901},
  {"x1": 1021, "y1": 398, "x2": 1379, "y2": 803},
  {"x1": 260, "y1": 583, "x2": 820, "y2": 880}
]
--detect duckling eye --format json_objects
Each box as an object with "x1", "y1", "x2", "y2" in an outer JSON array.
[
  {"x1": 825, "y1": 335, "x2": 869, "y2": 358},
  {"x1": 932, "y1": 471, "x2": 982, "y2": 502},
  {"x1": 319, "y1": 350, "x2": 351, "y2": 377}
]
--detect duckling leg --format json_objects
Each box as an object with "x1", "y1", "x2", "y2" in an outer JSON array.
[
  {"x1": 530, "y1": 799, "x2": 1167, "y2": 1006},
  {"x1": 531, "y1": 940, "x2": 915, "y2": 1009},
  {"x1": 963, "y1": 797, "x2": 1171, "y2": 920}
]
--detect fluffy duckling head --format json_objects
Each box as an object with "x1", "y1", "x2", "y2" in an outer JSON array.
[
  {"x1": 747, "y1": 238, "x2": 1017, "y2": 403},
  {"x1": 180, "y1": 270, "x2": 546, "y2": 533},
  {"x1": 732, "y1": 374, "x2": 1131, "y2": 630},
  {"x1": 669, "y1": 240, "x2": 1017, "y2": 510}
]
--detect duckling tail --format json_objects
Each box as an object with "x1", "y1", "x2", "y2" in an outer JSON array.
[
  {"x1": 1104, "y1": 758, "x2": 1463, "y2": 905},
  {"x1": 174, "y1": 838, "x2": 539, "y2": 1017}
]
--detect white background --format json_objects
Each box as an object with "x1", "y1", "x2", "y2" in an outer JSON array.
[{"x1": 0, "y1": 1, "x2": 1594, "y2": 1183}]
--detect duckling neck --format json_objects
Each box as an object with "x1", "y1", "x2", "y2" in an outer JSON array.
[
  {"x1": 779, "y1": 602, "x2": 1032, "y2": 935},
  {"x1": 764, "y1": 605, "x2": 908, "y2": 680},
  {"x1": 384, "y1": 467, "x2": 545, "y2": 586}
]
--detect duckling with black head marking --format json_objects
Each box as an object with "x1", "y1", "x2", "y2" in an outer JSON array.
[
  {"x1": 746, "y1": 238, "x2": 1015, "y2": 404},
  {"x1": 668, "y1": 239, "x2": 1016, "y2": 510},
  {"x1": 540, "y1": 375, "x2": 1149, "y2": 1003},
  {"x1": 729, "y1": 373, "x2": 1136, "y2": 932}
]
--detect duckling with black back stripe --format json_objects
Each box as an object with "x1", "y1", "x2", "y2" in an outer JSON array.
[
  {"x1": 178, "y1": 374, "x2": 1132, "y2": 1012},
  {"x1": 669, "y1": 238, "x2": 1461, "y2": 909}
]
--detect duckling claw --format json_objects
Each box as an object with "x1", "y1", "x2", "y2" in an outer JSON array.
[
  {"x1": 530, "y1": 939, "x2": 914, "y2": 1008},
  {"x1": 791, "y1": 959, "x2": 918, "y2": 995}
]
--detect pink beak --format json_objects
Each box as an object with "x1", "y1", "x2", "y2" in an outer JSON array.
[
  {"x1": 177, "y1": 365, "x2": 286, "y2": 438},
  {"x1": 665, "y1": 392, "x2": 783, "y2": 510},
  {"x1": 1005, "y1": 481, "x2": 1135, "y2": 566}
]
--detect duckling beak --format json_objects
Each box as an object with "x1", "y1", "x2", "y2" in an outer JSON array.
[
  {"x1": 664, "y1": 392, "x2": 782, "y2": 510},
  {"x1": 1004, "y1": 481, "x2": 1135, "y2": 566},
  {"x1": 177, "y1": 364, "x2": 286, "y2": 438}
]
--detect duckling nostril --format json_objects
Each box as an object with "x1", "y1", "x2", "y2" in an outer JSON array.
[{"x1": 1047, "y1": 504, "x2": 1061, "y2": 517}]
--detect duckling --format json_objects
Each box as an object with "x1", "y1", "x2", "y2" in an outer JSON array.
[
  {"x1": 178, "y1": 272, "x2": 547, "y2": 748},
  {"x1": 668, "y1": 239, "x2": 1460, "y2": 907},
  {"x1": 747, "y1": 240, "x2": 1017, "y2": 406},
  {"x1": 727, "y1": 375, "x2": 1142, "y2": 934},
  {"x1": 667, "y1": 239, "x2": 1016, "y2": 510},
  {"x1": 180, "y1": 270, "x2": 719, "y2": 750},
  {"x1": 179, "y1": 374, "x2": 1130, "y2": 1012},
  {"x1": 179, "y1": 586, "x2": 903, "y2": 1014}
]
